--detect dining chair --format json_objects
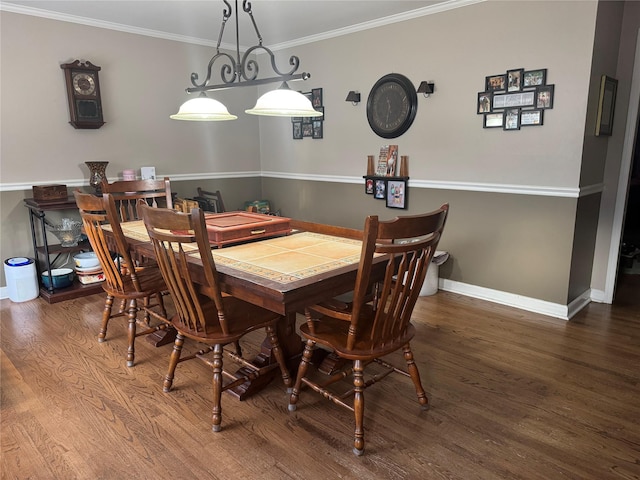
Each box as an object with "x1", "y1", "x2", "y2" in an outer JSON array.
[
  {"x1": 195, "y1": 187, "x2": 226, "y2": 213},
  {"x1": 101, "y1": 177, "x2": 173, "y2": 222},
  {"x1": 288, "y1": 204, "x2": 449, "y2": 456},
  {"x1": 139, "y1": 203, "x2": 292, "y2": 432},
  {"x1": 74, "y1": 190, "x2": 171, "y2": 367}
]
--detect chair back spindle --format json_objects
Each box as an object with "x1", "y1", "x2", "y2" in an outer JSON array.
[{"x1": 101, "y1": 177, "x2": 173, "y2": 222}]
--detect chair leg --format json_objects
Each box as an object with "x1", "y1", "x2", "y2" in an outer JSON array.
[
  {"x1": 126, "y1": 298, "x2": 138, "y2": 367},
  {"x1": 353, "y1": 359, "x2": 365, "y2": 456},
  {"x1": 98, "y1": 294, "x2": 114, "y2": 343},
  {"x1": 288, "y1": 340, "x2": 315, "y2": 411},
  {"x1": 211, "y1": 344, "x2": 224, "y2": 432},
  {"x1": 164, "y1": 333, "x2": 184, "y2": 393},
  {"x1": 265, "y1": 324, "x2": 292, "y2": 391},
  {"x1": 403, "y1": 343, "x2": 429, "y2": 410}
]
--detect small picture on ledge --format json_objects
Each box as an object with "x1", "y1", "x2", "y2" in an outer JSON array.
[
  {"x1": 386, "y1": 179, "x2": 407, "y2": 209},
  {"x1": 374, "y1": 179, "x2": 386, "y2": 199},
  {"x1": 365, "y1": 178, "x2": 374, "y2": 194}
]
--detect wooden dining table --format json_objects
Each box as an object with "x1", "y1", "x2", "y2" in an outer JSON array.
[{"x1": 104, "y1": 216, "x2": 384, "y2": 399}]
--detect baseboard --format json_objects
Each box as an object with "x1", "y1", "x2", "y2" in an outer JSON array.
[{"x1": 439, "y1": 279, "x2": 592, "y2": 320}]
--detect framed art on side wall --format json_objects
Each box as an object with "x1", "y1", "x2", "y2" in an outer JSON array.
[{"x1": 595, "y1": 75, "x2": 618, "y2": 136}]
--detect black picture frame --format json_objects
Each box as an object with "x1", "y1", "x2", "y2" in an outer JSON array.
[
  {"x1": 374, "y1": 179, "x2": 386, "y2": 199},
  {"x1": 365, "y1": 177, "x2": 374, "y2": 194},
  {"x1": 507, "y1": 68, "x2": 524, "y2": 92},
  {"x1": 536, "y1": 85, "x2": 554, "y2": 109},
  {"x1": 478, "y1": 92, "x2": 492, "y2": 114},
  {"x1": 486, "y1": 74, "x2": 506, "y2": 92},
  {"x1": 291, "y1": 116, "x2": 302, "y2": 123},
  {"x1": 520, "y1": 109, "x2": 544, "y2": 126},
  {"x1": 595, "y1": 75, "x2": 618, "y2": 136},
  {"x1": 292, "y1": 121, "x2": 303, "y2": 139},
  {"x1": 523, "y1": 69, "x2": 547, "y2": 89},
  {"x1": 312, "y1": 120, "x2": 323, "y2": 139},
  {"x1": 313, "y1": 106, "x2": 324, "y2": 121},
  {"x1": 504, "y1": 108, "x2": 521, "y2": 130},
  {"x1": 483, "y1": 112, "x2": 504, "y2": 128},
  {"x1": 492, "y1": 90, "x2": 536, "y2": 110},
  {"x1": 386, "y1": 179, "x2": 407, "y2": 209},
  {"x1": 302, "y1": 123, "x2": 313, "y2": 137},
  {"x1": 311, "y1": 88, "x2": 323, "y2": 107}
]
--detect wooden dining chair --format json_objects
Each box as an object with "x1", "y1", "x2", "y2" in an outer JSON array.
[
  {"x1": 195, "y1": 187, "x2": 226, "y2": 213},
  {"x1": 101, "y1": 177, "x2": 173, "y2": 222},
  {"x1": 288, "y1": 204, "x2": 449, "y2": 456},
  {"x1": 139, "y1": 203, "x2": 292, "y2": 432},
  {"x1": 74, "y1": 190, "x2": 171, "y2": 367}
]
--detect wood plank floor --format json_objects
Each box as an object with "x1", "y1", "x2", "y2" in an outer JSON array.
[{"x1": 1, "y1": 280, "x2": 638, "y2": 480}]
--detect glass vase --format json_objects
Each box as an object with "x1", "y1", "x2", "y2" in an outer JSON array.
[{"x1": 85, "y1": 161, "x2": 109, "y2": 194}]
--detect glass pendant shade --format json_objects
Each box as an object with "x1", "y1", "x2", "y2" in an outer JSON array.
[
  {"x1": 170, "y1": 94, "x2": 237, "y2": 121},
  {"x1": 245, "y1": 83, "x2": 323, "y2": 117}
]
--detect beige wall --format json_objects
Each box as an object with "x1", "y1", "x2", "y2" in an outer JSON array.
[{"x1": 1, "y1": 1, "x2": 637, "y2": 316}]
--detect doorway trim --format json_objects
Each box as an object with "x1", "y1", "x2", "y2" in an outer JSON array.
[{"x1": 604, "y1": 30, "x2": 640, "y2": 303}]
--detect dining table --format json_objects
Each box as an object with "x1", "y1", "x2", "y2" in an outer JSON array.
[{"x1": 104, "y1": 215, "x2": 386, "y2": 399}]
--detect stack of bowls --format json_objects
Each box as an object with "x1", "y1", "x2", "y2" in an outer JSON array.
[{"x1": 73, "y1": 252, "x2": 105, "y2": 284}]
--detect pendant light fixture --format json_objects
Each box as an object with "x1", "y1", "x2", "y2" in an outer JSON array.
[{"x1": 172, "y1": 0, "x2": 322, "y2": 121}]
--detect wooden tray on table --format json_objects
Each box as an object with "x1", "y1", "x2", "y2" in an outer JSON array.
[{"x1": 204, "y1": 211, "x2": 291, "y2": 248}]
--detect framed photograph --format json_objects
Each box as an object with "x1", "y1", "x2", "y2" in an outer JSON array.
[
  {"x1": 523, "y1": 69, "x2": 547, "y2": 88},
  {"x1": 536, "y1": 85, "x2": 554, "y2": 109},
  {"x1": 292, "y1": 121, "x2": 303, "y2": 139},
  {"x1": 492, "y1": 91, "x2": 535, "y2": 109},
  {"x1": 313, "y1": 106, "x2": 324, "y2": 121},
  {"x1": 386, "y1": 179, "x2": 407, "y2": 209},
  {"x1": 504, "y1": 108, "x2": 521, "y2": 131},
  {"x1": 374, "y1": 179, "x2": 386, "y2": 200},
  {"x1": 486, "y1": 74, "x2": 506, "y2": 92},
  {"x1": 312, "y1": 120, "x2": 323, "y2": 139},
  {"x1": 595, "y1": 75, "x2": 618, "y2": 136},
  {"x1": 506, "y1": 68, "x2": 524, "y2": 92},
  {"x1": 478, "y1": 92, "x2": 492, "y2": 114},
  {"x1": 291, "y1": 116, "x2": 302, "y2": 123},
  {"x1": 521, "y1": 109, "x2": 544, "y2": 126},
  {"x1": 483, "y1": 112, "x2": 504, "y2": 128},
  {"x1": 311, "y1": 88, "x2": 323, "y2": 107},
  {"x1": 302, "y1": 123, "x2": 313, "y2": 137},
  {"x1": 365, "y1": 177, "x2": 374, "y2": 195}
]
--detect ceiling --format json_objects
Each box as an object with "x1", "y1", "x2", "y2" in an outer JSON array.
[{"x1": 2, "y1": 0, "x2": 462, "y2": 49}]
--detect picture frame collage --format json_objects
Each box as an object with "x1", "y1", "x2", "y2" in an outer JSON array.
[
  {"x1": 364, "y1": 176, "x2": 408, "y2": 209},
  {"x1": 478, "y1": 68, "x2": 553, "y2": 131},
  {"x1": 292, "y1": 88, "x2": 324, "y2": 139}
]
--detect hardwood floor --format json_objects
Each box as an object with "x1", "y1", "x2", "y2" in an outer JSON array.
[{"x1": 1, "y1": 288, "x2": 638, "y2": 479}]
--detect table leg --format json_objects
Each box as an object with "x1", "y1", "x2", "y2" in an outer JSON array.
[{"x1": 227, "y1": 312, "x2": 303, "y2": 400}]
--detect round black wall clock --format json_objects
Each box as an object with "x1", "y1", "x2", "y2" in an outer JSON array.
[
  {"x1": 366, "y1": 73, "x2": 418, "y2": 139},
  {"x1": 60, "y1": 60, "x2": 105, "y2": 129}
]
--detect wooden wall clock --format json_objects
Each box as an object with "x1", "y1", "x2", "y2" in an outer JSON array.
[
  {"x1": 60, "y1": 60, "x2": 105, "y2": 129},
  {"x1": 367, "y1": 73, "x2": 418, "y2": 138}
]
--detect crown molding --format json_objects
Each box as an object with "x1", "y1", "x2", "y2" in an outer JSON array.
[{"x1": 1, "y1": 0, "x2": 486, "y2": 50}]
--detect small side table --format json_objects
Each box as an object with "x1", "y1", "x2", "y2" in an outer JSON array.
[{"x1": 24, "y1": 196, "x2": 103, "y2": 303}]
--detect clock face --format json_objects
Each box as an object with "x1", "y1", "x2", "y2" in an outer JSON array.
[
  {"x1": 367, "y1": 74, "x2": 418, "y2": 138},
  {"x1": 72, "y1": 72, "x2": 96, "y2": 96}
]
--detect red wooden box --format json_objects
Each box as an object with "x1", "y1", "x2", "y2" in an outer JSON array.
[{"x1": 204, "y1": 212, "x2": 291, "y2": 247}]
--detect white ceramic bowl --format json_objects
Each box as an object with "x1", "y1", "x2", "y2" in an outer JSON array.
[{"x1": 74, "y1": 252, "x2": 100, "y2": 269}]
